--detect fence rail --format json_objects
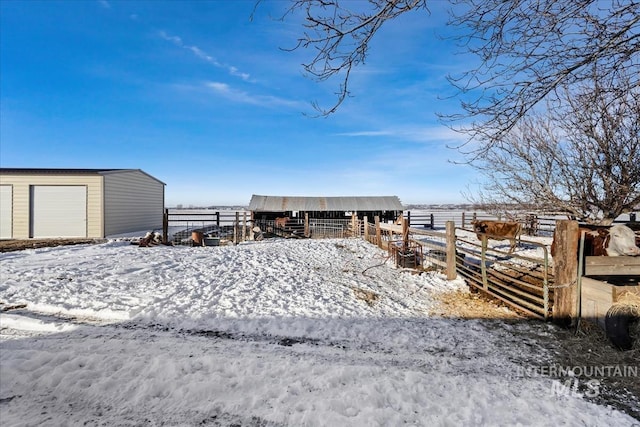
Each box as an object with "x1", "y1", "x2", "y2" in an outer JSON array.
[
  {"x1": 163, "y1": 209, "x2": 638, "y2": 245},
  {"x1": 163, "y1": 209, "x2": 251, "y2": 245},
  {"x1": 403, "y1": 211, "x2": 637, "y2": 235},
  {"x1": 164, "y1": 210, "x2": 364, "y2": 245}
]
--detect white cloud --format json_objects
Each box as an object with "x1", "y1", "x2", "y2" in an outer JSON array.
[
  {"x1": 336, "y1": 125, "x2": 467, "y2": 144},
  {"x1": 229, "y1": 67, "x2": 251, "y2": 81},
  {"x1": 158, "y1": 31, "x2": 183, "y2": 46},
  {"x1": 187, "y1": 46, "x2": 219, "y2": 65},
  {"x1": 98, "y1": 0, "x2": 111, "y2": 9},
  {"x1": 204, "y1": 81, "x2": 301, "y2": 109},
  {"x1": 158, "y1": 31, "x2": 250, "y2": 81},
  {"x1": 335, "y1": 130, "x2": 394, "y2": 137}
]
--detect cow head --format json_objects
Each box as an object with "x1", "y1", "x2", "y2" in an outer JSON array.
[
  {"x1": 470, "y1": 220, "x2": 487, "y2": 234},
  {"x1": 606, "y1": 225, "x2": 640, "y2": 256}
]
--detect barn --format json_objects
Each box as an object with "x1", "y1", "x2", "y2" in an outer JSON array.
[
  {"x1": 248, "y1": 194, "x2": 404, "y2": 222},
  {"x1": 0, "y1": 168, "x2": 165, "y2": 239}
]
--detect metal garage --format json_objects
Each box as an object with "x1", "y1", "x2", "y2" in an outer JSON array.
[{"x1": 0, "y1": 169, "x2": 165, "y2": 239}]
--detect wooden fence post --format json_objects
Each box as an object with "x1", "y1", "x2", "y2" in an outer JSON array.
[
  {"x1": 363, "y1": 216, "x2": 369, "y2": 241},
  {"x1": 351, "y1": 212, "x2": 357, "y2": 237},
  {"x1": 406, "y1": 211, "x2": 411, "y2": 228},
  {"x1": 304, "y1": 212, "x2": 310, "y2": 237},
  {"x1": 461, "y1": 212, "x2": 466, "y2": 228},
  {"x1": 242, "y1": 211, "x2": 247, "y2": 242},
  {"x1": 430, "y1": 213, "x2": 434, "y2": 229},
  {"x1": 234, "y1": 212, "x2": 240, "y2": 245},
  {"x1": 481, "y1": 236, "x2": 488, "y2": 289},
  {"x1": 445, "y1": 221, "x2": 457, "y2": 280},
  {"x1": 374, "y1": 216, "x2": 382, "y2": 249},
  {"x1": 552, "y1": 220, "x2": 579, "y2": 327},
  {"x1": 402, "y1": 215, "x2": 409, "y2": 250}
]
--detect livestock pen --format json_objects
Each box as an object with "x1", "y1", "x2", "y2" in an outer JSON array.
[{"x1": 365, "y1": 217, "x2": 555, "y2": 319}]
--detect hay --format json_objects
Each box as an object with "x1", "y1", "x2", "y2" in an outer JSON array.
[
  {"x1": 352, "y1": 287, "x2": 380, "y2": 306},
  {"x1": 431, "y1": 289, "x2": 521, "y2": 319}
]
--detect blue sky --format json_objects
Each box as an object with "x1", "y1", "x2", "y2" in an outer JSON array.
[{"x1": 1, "y1": 0, "x2": 478, "y2": 206}]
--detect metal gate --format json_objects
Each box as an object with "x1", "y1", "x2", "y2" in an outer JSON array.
[{"x1": 454, "y1": 228, "x2": 554, "y2": 319}]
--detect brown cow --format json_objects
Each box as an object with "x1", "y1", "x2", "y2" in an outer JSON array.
[
  {"x1": 551, "y1": 224, "x2": 640, "y2": 259},
  {"x1": 274, "y1": 217, "x2": 289, "y2": 229},
  {"x1": 471, "y1": 220, "x2": 523, "y2": 254}
]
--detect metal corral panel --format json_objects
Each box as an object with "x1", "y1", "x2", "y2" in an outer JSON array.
[{"x1": 249, "y1": 195, "x2": 403, "y2": 212}]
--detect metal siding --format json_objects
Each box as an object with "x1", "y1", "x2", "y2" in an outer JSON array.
[
  {"x1": 31, "y1": 186, "x2": 87, "y2": 238},
  {"x1": 0, "y1": 185, "x2": 12, "y2": 239},
  {"x1": 248, "y1": 195, "x2": 403, "y2": 212},
  {"x1": 103, "y1": 170, "x2": 164, "y2": 236},
  {"x1": 0, "y1": 173, "x2": 103, "y2": 239}
]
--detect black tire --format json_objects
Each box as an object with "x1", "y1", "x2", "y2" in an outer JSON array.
[{"x1": 605, "y1": 303, "x2": 639, "y2": 351}]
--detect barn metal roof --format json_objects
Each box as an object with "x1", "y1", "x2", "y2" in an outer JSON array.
[{"x1": 249, "y1": 195, "x2": 404, "y2": 212}]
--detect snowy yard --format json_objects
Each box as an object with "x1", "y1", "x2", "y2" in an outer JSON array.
[{"x1": 0, "y1": 238, "x2": 638, "y2": 426}]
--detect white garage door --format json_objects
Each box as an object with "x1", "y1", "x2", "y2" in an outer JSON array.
[
  {"x1": 31, "y1": 186, "x2": 87, "y2": 238},
  {"x1": 0, "y1": 185, "x2": 12, "y2": 239}
]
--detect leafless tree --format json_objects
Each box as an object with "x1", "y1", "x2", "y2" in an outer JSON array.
[
  {"x1": 272, "y1": 1, "x2": 639, "y2": 141},
  {"x1": 466, "y1": 70, "x2": 640, "y2": 225},
  {"x1": 446, "y1": 0, "x2": 640, "y2": 154},
  {"x1": 266, "y1": 0, "x2": 640, "y2": 219}
]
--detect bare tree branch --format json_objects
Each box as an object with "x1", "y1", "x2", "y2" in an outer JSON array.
[
  {"x1": 443, "y1": 0, "x2": 640, "y2": 153},
  {"x1": 468, "y1": 69, "x2": 640, "y2": 224},
  {"x1": 275, "y1": 0, "x2": 429, "y2": 115}
]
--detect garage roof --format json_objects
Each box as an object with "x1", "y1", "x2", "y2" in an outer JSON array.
[
  {"x1": 0, "y1": 168, "x2": 165, "y2": 185},
  {"x1": 249, "y1": 195, "x2": 404, "y2": 212}
]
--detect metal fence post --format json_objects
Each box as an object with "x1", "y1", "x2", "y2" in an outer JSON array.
[{"x1": 162, "y1": 208, "x2": 169, "y2": 244}]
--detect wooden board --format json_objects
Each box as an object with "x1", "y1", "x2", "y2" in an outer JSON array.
[
  {"x1": 584, "y1": 256, "x2": 640, "y2": 276},
  {"x1": 581, "y1": 277, "x2": 640, "y2": 328}
]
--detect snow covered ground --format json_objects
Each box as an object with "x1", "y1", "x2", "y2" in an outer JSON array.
[{"x1": 0, "y1": 238, "x2": 637, "y2": 426}]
